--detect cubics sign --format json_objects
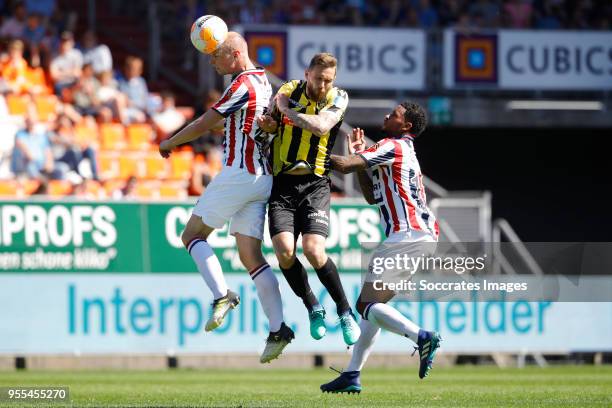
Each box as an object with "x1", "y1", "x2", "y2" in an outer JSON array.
[{"x1": 0, "y1": 200, "x2": 381, "y2": 273}]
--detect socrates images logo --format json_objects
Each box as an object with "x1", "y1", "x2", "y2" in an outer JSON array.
[
  {"x1": 244, "y1": 31, "x2": 287, "y2": 79},
  {"x1": 454, "y1": 34, "x2": 498, "y2": 84}
]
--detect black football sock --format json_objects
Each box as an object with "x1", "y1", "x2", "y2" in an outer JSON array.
[
  {"x1": 315, "y1": 258, "x2": 351, "y2": 316},
  {"x1": 280, "y1": 258, "x2": 319, "y2": 312}
]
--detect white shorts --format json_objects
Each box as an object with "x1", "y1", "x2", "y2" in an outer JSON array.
[
  {"x1": 364, "y1": 233, "x2": 437, "y2": 284},
  {"x1": 193, "y1": 166, "x2": 272, "y2": 240}
]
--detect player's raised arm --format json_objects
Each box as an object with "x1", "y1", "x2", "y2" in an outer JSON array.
[{"x1": 159, "y1": 108, "x2": 224, "y2": 158}]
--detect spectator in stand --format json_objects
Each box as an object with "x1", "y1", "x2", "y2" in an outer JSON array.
[
  {"x1": 24, "y1": 0, "x2": 55, "y2": 21},
  {"x1": 417, "y1": 0, "x2": 440, "y2": 28},
  {"x1": 503, "y1": 0, "x2": 533, "y2": 28},
  {"x1": 0, "y1": 1, "x2": 26, "y2": 40},
  {"x1": 0, "y1": 95, "x2": 17, "y2": 179},
  {"x1": 118, "y1": 56, "x2": 148, "y2": 124},
  {"x1": 111, "y1": 175, "x2": 137, "y2": 200},
  {"x1": 189, "y1": 144, "x2": 221, "y2": 196},
  {"x1": 345, "y1": 0, "x2": 365, "y2": 26},
  {"x1": 72, "y1": 62, "x2": 110, "y2": 120},
  {"x1": 469, "y1": 0, "x2": 501, "y2": 28},
  {"x1": 318, "y1": 0, "x2": 350, "y2": 25},
  {"x1": 535, "y1": 0, "x2": 564, "y2": 29},
  {"x1": 21, "y1": 12, "x2": 47, "y2": 67},
  {"x1": 71, "y1": 179, "x2": 104, "y2": 199},
  {"x1": 190, "y1": 88, "x2": 222, "y2": 153},
  {"x1": 80, "y1": 30, "x2": 112, "y2": 75},
  {"x1": 569, "y1": 0, "x2": 593, "y2": 29},
  {"x1": 438, "y1": 0, "x2": 465, "y2": 27},
  {"x1": 0, "y1": 39, "x2": 29, "y2": 94},
  {"x1": 48, "y1": 1, "x2": 77, "y2": 38},
  {"x1": 239, "y1": 0, "x2": 264, "y2": 24},
  {"x1": 269, "y1": 0, "x2": 291, "y2": 24},
  {"x1": 50, "y1": 113, "x2": 99, "y2": 181},
  {"x1": 377, "y1": 0, "x2": 407, "y2": 27},
  {"x1": 96, "y1": 69, "x2": 128, "y2": 123},
  {"x1": 152, "y1": 90, "x2": 186, "y2": 141},
  {"x1": 49, "y1": 31, "x2": 82, "y2": 97},
  {"x1": 11, "y1": 108, "x2": 65, "y2": 179}
]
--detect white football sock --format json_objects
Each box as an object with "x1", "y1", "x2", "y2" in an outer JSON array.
[
  {"x1": 188, "y1": 239, "x2": 228, "y2": 299},
  {"x1": 250, "y1": 264, "x2": 283, "y2": 332},
  {"x1": 367, "y1": 302, "x2": 420, "y2": 343},
  {"x1": 346, "y1": 319, "x2": 380, "y2": 372}
]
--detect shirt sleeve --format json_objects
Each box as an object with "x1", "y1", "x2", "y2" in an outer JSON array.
[
  {"x1": 277, "y1": 80, "x2": 299, "y2": 97},
  {"x1": 358, "y1": 140, "x2": 396, "y2": 168},
  {"x1": 211, "y1": 79, "x2": 249, "y2": 117},
  {"x1": 321, "y1": 88, "x2": 348, "y2": 118}
]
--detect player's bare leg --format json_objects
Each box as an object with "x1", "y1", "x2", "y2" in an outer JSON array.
[
  {"x1": 322, "y1": 283, "x2": 441, "y2": 393},
  {"x1": 303, "y1": 233, "x2": 360, "y2": 345},
  {"x1": 272, "y1": 232, "x2": 326, "y2": 339},
  {"x1": 236, "y1": 233, "x2": 293, "y2": 363},
  {"x1": 181, "y1": 215, "x2": 238, "y2": 332}
]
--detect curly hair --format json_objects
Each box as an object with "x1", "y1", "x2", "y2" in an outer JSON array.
[{"x1": 400, "y1": 101, "x2": 428, "y2": 137}]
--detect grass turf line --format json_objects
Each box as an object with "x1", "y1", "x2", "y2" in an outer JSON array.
[{"x1": 0, "y1": 366, "x2": 611, "y2": 407}]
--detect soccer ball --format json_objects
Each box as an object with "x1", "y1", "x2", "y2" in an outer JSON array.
[{"x1": 190, "y1": 15, "x2": 228, "y2": 55}]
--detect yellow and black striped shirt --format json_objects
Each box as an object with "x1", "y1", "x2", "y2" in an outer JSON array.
[{"x1": 271, "y1": 80, "x2": 348, "y2": 177}]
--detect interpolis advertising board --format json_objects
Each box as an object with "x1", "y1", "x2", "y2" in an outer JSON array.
[
  {"x1": 288, "y1": 27, "x2": 426, "y2": 90},
  {"x1": 1, "y1": 274, "x2": 611, "y2": 354}
]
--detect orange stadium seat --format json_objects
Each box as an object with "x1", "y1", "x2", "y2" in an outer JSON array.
[
  {"x1": 22, "y1": 179, "x2": 41, "y2": 195},
  {"x1": 126, "y1": 123, "x2": 154, "y2": 150},
  {"x1": 0, "y1": 180, "x2": 18, "y2": 196},
  {"x1": 145, "y1": 153, "x2": 169, "y2": 179},
  {"x1": 47, "y1": 180, "x2": 73, "y2": 197},
  {"x1": 34, "y1": 94, "x2": 58, "y2": 121},
  {"x1": 74, "y1": 122, "x2": 99, "y2": 148},
  {"x1": 98, "y1": 151, "x2": 120, "y2": 180},
  {"x1": 82, "y1": 180, "x2": 105, "y2": 199},
  {"x1": 6, "y1": 93, "x2": 29, "y2": 116},
  {"x1": 170, "y1": 151, "x2": 194, "y2": 180},
  {"x1": 119, "y1": 153, "x2": 145, "y2": 179},
  {"x1": 103, "y1": 179, "x2": 125, "y2": 198},
  {"x1": 25, "y1": 67, "x2": 51, "y2": 94},
  {"x1": 134, "y1": 181, "x2": 159, "y2": 200},
  {"x1": 159, "y1": 183, "x2": 188, "y2": 200},
  {"x1": 100, "y1": 123, "x2": 127, "y2": 150}
]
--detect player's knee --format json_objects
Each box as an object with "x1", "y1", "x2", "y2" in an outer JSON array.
[
  {"x1": 181, "y1": 231, "x2": 194, "y2": 248},
  {"x1": 181, "y1": 229, "x2": 205, "y2": 249},
  {"x1": 302, "y1": 242, "x2": 326, "y2": 267},
  {"x1": 356, "y1": 299, "x2": 369, "y2": 319},
  {"x1": 274, "y1": 244, "x2": 295, "y2": 266}
]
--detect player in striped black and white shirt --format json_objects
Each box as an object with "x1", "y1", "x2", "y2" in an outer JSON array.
[
  {"x1": 321, "y1": 102, "x2": 441, "y2": 393},
  {"x1": 159, "y1": 32, "x2": 292, "y2": 363}
]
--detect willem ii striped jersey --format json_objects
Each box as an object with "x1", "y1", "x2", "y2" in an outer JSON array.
[
  {"x1": 359, "y1": 134, "x2": 439, "y2": 240},
  {"x1": 212, "y1": 67, "x2": 272, "y2": 175}
]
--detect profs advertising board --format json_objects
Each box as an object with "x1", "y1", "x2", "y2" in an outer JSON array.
[
  {"x1": 444, "y1": 29, "x2": 612, "y2": 89},
  {"x1": 0, "y1": 200, "x2": 380, "y2": 273}
]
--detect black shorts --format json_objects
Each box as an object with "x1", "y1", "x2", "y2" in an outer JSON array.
[{"x1": 268, "y1": 173, "x2": 331, "y2": 238}]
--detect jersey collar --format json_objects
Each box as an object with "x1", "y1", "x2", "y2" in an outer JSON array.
[{"x1": 231, "y1": 66, "x2": 265, "y2": 81}]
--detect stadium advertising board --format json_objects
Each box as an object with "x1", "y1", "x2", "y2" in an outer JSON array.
[
  {"x1": 0, "y1": 200, "x2": 380, "y2": 273},
  {"x1": 443, "y1": 30, "x2": 612, "y2": 89},
  {"x1": 287, "y1": 27, "x2": 426, "y2": 90},
  {"x1": 1, "y1": 274, "x2": 611, "y2": 354}
]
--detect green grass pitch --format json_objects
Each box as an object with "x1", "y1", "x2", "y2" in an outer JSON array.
[{"x1": 1, "y1": 366, "x2": 611, "y2": 407}]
